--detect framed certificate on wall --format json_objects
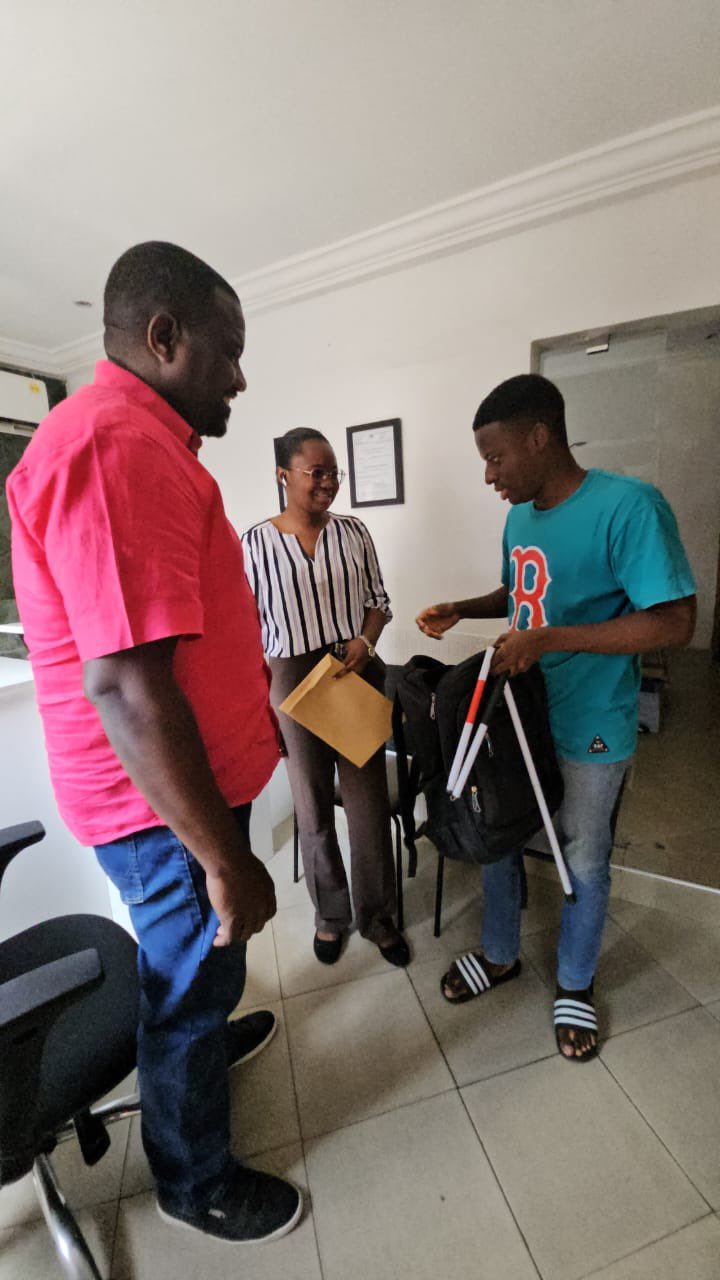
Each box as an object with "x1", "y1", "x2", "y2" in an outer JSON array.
[{"x1": 346, "y1": 418, "x2": 404, "y2": 508}]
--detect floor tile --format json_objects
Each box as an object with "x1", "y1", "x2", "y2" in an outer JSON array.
[
  {"x1": 402, "y1": 849, "x2": 564, "y2": 966},
  {"x1": 462, "y1": 1056, "x2": 706, "y2": 1280},
  {"x1": 305, "y1": 1092, "x2": 537, "y2": 1280},
  {"x1": 266, "y1": 839, "x2": 314, "y2": 911},
  {"x1": 113, "y1": 1144, "x2": 321, "y2": 1280},
  {"x1": 272, "y1": 898, "x2": 390, "y2": 997},
  {"x1": 229, "y1": 1003, "x2": 302, "y2": 1158},
  {"x1": 121, "y1": 1002, "x2": 301, "y2": 1198},
  {"x1": 602, "y1": 1007, "x2": 720, "y2": 1208},
  {"x1": 602, "y1": 902, "x2": 720, "y2": 1003},
  {"x1": 238, "y1": 921, "x2": 281, "y2": 1007},
  {"x1": 284, "y1": 968, "x2": 454, "y2": 1138},
  {"x1": 119, "y1": 1118, "x2": 153, "y2": 1200},
  {"x1": 401, "y1": 860, "x2": 484, "y2": 964},
  {"x1": 0, "y1": 1200, "x2": 116, "y2": 1280},
  {"x1": 0, "y1": 1120, "x2": 130, "y2": 1228},
  {"x1": 409, "y1": 952, "x2": 555, "y2": 1085},
  {"x1": 522, "y1": 918, "x2": 698, "y2": 1038},
  {"x1": 584, "y1": 1214, "x2": 720, "y2": 1279}
]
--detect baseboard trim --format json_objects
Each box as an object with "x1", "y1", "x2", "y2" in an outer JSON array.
[{"x1": 525, "y1": 854, "x2": 720, "y2": 927}]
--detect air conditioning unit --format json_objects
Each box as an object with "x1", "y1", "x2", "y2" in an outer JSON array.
[{"x1": 0, "y1": 368, "x2": 50, "y2": 430}]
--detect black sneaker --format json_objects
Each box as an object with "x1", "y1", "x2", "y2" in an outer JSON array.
[
  {"x1": 157, "y1": 1163, "x2": 303, "y2": 1243},
  {"x1": 226, "y1": 1010, "x2": 277, "y2": 1069}
]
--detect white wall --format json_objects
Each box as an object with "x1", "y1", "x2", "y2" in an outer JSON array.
[
  {"x1": 69, "y1": 172, "x2": 720, "y2": 643},
  {"x1": 0, "y1": 676, "x2": 112, "y2": 940},
  {"x1": 188, "y1": 172, "x2": 719, "y2": 641}
]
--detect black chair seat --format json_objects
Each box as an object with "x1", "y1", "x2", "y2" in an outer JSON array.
[{"x1": 0, "y1": 914, "x2": 138, "y2": 1145}]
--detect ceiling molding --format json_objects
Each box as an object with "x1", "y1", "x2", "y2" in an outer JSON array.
[
  {"x1": 0, "y1": 336, "x2": 69, "y2": 377},
  {"x1": 3, "y1": 106, "x2": 720, "y2": 378}
]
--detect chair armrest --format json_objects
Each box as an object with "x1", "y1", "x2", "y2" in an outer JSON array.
[
  {"x1": 0, "y1": 949, "x2": 102, "y2": 1034},
  {"x1": 0, "y1": 822, "x2": 46, "y2": 888}
]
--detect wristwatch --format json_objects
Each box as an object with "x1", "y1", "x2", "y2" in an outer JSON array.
[{"x1": 358, "y1": 634, "x2": 376, "y2": 658}]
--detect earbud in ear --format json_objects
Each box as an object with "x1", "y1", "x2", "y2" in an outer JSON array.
[{"x1": 280, "y1": 475, "x2": 287, "y2": 486}]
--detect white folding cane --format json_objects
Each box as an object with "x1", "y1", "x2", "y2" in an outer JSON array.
[
  {"x1": 445, "y1": 659, "x2": 575, "y2": 903},
  {"x1": 446, "y1": 647, "x2": 494, "y2": 794},
  {"x1": 449, "y1": 670, "x2": 508, "y2": 801},
  {"x1": 503, "y1": 682, "x2": 574, "y2": 901}
]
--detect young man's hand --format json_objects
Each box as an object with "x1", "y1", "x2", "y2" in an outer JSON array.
[
  {"x1": 491, "y1": 628, "x2": 546, "y2": 676},
  {"x1": 207, "y1": 853, "x2": 277, "y2": 946},
  {"x1": 415, "y1": 603, "x2": 461, "y2": 639}
]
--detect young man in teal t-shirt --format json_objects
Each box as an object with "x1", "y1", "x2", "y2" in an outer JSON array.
[{"x1": 417, "y1": 374, "x2": 696, "y2": 1062}]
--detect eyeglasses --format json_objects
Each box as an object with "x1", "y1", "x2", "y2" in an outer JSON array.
[{"x1": 289, "y1": 466, "x2": 346, "y2": 484}]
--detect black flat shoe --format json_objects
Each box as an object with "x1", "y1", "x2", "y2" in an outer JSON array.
[
  {"x1": 378, "y1": 935, "x2": 410, "y2": 968},
  {"x1": 313, "y1": 931, "x2": 342, "y2": 965}
]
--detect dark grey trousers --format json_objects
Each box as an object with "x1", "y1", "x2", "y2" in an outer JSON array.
[{"x1": 269, "y1": 649, "x2": 397, "y2": 941}]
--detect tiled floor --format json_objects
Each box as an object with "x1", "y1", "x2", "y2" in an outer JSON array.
[{"x1": 4, "y1": 829, "x2": 720, "y2": 1280}]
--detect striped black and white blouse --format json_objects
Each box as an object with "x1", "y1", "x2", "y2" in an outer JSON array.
[{"x1": 241, "y1": 514, "x2": 392, "y2": 658}]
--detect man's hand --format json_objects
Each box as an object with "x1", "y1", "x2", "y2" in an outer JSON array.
[
  {"x1": 416, "y1": 603, "x2": 461, "y2": 640},
  {"x1": 207, "y1": 852, "x2": 277, "y2": 946},
  {"x1": 334, "y1": 637, "x2": 371, "y2": 678},
  {"x1": 491, "y1": 628, "x2": 546, "y2": 676}
]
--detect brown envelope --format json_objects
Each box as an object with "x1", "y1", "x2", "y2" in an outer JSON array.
[{"x1": 278, "y1": 653, "x2": 392, "y2": 768}]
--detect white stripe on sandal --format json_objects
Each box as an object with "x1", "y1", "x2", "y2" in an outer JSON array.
[
  {"x1": 554, "y1": 997, "x2": 597, "y2": 1031},
  {"x1": 455, "y1": 954, "x2": 489, "y2": 994}
]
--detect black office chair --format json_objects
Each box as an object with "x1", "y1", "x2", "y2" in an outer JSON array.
[
  {"x1": 291, "y1": 664, "x2": 422, "y2": 932},
  {"x1": 0, "y1": 821, "x2": 140, "y2": 1280}
]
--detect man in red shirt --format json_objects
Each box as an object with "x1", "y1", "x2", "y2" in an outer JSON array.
[{"x1": 7, "y1": 241, "x2": 302, "y2": 1243}]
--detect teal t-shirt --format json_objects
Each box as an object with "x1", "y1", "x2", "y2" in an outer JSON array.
[{"x1": 501, "y1": 469, "x2": 695, "y2": 763}]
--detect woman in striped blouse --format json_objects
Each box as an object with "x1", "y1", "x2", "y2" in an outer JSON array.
[{"x1": 242, "y1": 428, "x2": 409, "y2": 968}]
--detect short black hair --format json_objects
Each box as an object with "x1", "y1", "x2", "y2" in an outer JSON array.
[
  {"x1": 473, "y1": 374, "x2": 567, "y2": 443},
  {"x1": 103, "y1": 241, "x2": 238, "y2": 337},
  {"x1": 275, "y1": 428, "x2": 330, "y2": 468}
]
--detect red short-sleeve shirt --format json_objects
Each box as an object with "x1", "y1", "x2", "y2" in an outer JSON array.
[{"x1": 7, "y1": 360, "x2": 280, "y2": 846}]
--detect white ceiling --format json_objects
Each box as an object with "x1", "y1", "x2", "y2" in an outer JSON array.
[{"x1": 1, "y1": 0, "x2": 719, "y2": 354}]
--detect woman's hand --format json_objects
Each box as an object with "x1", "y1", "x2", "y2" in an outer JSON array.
[{"x1": 335, "y1": 638, "x2": 371, "y2": 678}]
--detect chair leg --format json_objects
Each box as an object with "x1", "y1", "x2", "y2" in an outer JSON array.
[
  {"x1": 293, "y1": 812, "x2": 300, "y2": 884},
  {"x1": 393, "y1": 815, "x2": 404, "y2": 932},
  {"x1": 406, "y1": 840, "x2": 418, "y2": 879},
  {"x1": 33, "y1": 1152, "x2": 103, "y2": 1280},
  {"x1": 520, "y1": 856, "x2": 529, "y2": 910},
  {"x1": 434, "y1": 854, "x2": 445, "y2": 937}
]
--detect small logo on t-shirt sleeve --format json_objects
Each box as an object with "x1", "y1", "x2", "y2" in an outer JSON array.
[{"x1": 588, "y1": 735, "x2": 610, "y2": 754}]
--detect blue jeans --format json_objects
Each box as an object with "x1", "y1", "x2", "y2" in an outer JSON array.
[
  {"x1": 95, "y1": 806, "x2": 249, "y2": 1211},
  {"x1": 481, "y1": 757, "x2": 631, "y2": 990}
]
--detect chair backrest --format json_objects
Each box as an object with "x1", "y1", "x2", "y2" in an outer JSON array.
[
  {"x1": 383, "y1": 664, "x2": 422, "y2": 844},
  {"x1": 0, "y1": 822, "x2": 138, "y2": 1184}
]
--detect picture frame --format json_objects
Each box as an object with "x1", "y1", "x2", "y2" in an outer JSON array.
[{"x1": 346, "y1": 418, "x2": 404, "y2": 508}]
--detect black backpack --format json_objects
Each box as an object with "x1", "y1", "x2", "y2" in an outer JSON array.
[{"x1": 395, "y1": 651, "x2": 563, "y2": 865}]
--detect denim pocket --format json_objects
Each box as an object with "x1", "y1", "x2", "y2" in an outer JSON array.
[{"x1": 94, "y1": 834, "x2": 145, "y2": 905}]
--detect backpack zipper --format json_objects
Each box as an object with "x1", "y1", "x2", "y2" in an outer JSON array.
[
  {"x1": 486, "y1": 734, "x2": 494, "y2": 758},
  {"x1": 470, "y1": 786, "x2": 481, "y2": 814},
  {"x1": 430, "y1": 692, "x2": 436, "y2": 721}
]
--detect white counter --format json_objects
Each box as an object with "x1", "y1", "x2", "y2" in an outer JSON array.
[{"x1": 0, "y1": 656, "x2": 33, "y2": 689}]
